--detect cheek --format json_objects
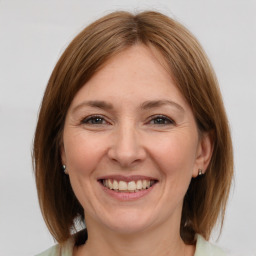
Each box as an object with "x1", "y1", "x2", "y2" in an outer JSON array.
[
  {"x1": 64, "y1": 132, "x2": 106, "y2": 176},
  {"x1": 63, "y1": 132, "x2": 107, "y2": 211},
  {"x1": 149, "y1": 132, "x2": 198, "y2": 178}
]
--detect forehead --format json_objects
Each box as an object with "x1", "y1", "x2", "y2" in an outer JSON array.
[
  {"x1": 69, "y1": 44, "x2": 190, "y2": 111},
  {"x1": 99, "y1": 44, "x2": 172, "y2": 84}
]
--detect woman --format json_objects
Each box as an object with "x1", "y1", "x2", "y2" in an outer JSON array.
[{"x1": 34, "y1": 10, "x2": 234, "y2": 256}]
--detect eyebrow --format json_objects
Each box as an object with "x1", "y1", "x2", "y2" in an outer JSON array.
[
  {"x1": 71, "y1": 100, "x2": 113, "y2": 113},
  {"x1": 72, "y1": 99, "x2": 184, "y2": 113},
  {"x1": 140, "y1": 100, "x2": 185, "y2": 112}
]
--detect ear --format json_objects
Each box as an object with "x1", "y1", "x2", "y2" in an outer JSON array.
[{"x1": 192, "y1": 131, "x2": 214, "y2": 178}]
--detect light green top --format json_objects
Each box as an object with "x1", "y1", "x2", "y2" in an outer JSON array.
[{"x1": 36, "y1": 234, "x2": 230, "y2": 256}]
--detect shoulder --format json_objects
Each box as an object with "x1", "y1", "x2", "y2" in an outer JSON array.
[
  {"x1": 35, "y1": 244, "x2": 59, "y2": 256},
  {"x1": 195, "y1": 234, "x2": 227, "y2": 256},
  {"x1": 35, "y1": 239, "x2": 74, "y2": 256},
  {"x1": 195, "y1": 235, "x2": 254, "y2": 256}
]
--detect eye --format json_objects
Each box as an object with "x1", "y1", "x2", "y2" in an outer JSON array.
[
  {"x1": 148, "y1": 115, "x2": 175, "y2": 125},
  {"x1": 81, "y1": 115, "x2": 108, "y2": 125}
]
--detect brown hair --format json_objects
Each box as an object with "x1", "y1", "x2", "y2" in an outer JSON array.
[{"x1": 33, "y1": 10, "x2": 233, "y2": 245}]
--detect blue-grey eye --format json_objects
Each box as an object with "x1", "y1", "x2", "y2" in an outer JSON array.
[
  {"x1": 82, "y1": 115, "x2": 106, "y2": 124},
  {"x1": 150, "y1": 115, "x2": 174, "y2": 125}
]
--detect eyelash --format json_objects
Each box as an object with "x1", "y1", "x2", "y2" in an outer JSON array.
[
  {"x1": 81, "y1": 114, "x2": 175, "y2": 126},
  {"x1": 147, "y1": 115, "x2": 175, "y2": 125},
  {"x1": 81, "y1": 115, "x2": 108, "y2": 125}
]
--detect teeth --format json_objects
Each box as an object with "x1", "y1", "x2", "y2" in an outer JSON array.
[
  {"x1": 119, "y1": 181, "x2": 127, "y2": 190},
  {"x1": 113, "y1": 180, "x2": 118, "y2": 190},
  {"x1": 137, "y1": 180, "x2": 142, "y2": 189},
  {"x1": 142, "y1": 180, "x2": 147, "y2": 189},
  {"x1": 128, "y1": 181, "x2": 136, "y2": 191},
  {"x1": 102, "y1": 179, "x2": 156, "y2": 192},
  {"x1": 108, "y1": 179, "x2": 113, "y2": 189}
]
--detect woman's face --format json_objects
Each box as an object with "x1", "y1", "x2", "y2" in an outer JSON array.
[{"x1": 62, "y1": 45, "x2": 211, "y2": 235}]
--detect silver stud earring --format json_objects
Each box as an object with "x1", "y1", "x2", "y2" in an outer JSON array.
[
  {"x1": 63, "y1": 165, "x2": 68, "y2": 175},
  {"x1": 198, "y1": 169, "x2": 203, "y2": 176}
]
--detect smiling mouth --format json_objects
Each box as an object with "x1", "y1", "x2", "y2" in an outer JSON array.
[{"x1": 99, "y1": 179, "x2": 158, "y2": 192}]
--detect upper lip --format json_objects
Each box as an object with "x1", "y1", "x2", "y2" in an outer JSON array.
[{"x1": 97, "y1": 175, "x2": 158, "y2": 182}]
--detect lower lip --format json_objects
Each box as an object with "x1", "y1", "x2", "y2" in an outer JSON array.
[{"x1": 100, "y1": 182, "x2": 156, "y2": 201}]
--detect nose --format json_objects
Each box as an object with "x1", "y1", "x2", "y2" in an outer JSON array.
[{"x1": 107, "y1": 123, "x2": 146, "y2": 168}]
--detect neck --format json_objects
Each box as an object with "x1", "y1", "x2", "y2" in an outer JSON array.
[{"x1": 75, "y1": 217, "x2": 194, "y2": 256}]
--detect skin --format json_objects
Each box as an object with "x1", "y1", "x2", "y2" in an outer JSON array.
[{"x1": 61, "y1": 45, "x2": 213, "y2": 256}]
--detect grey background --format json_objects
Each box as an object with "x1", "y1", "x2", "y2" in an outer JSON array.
[{"x1": 0, "y1": 0, "x2": 255, "y2": 255}]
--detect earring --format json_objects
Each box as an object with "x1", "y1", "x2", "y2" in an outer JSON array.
[
  {"x1": 198, "y1": 169, "x2": 203, "y2": 176},
  {"x1": 63, "y1": 165, "x2": 68, "y2": 175}
]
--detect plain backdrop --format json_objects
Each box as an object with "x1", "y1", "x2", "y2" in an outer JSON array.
[{"x1": 0, "y1": 1, "x2": 255, "y2": 255}]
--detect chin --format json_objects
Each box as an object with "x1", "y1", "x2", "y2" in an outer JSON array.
[
  {"x1": 95, "y1": 208, "x2": 158, "y2": 235},
  {"x1": 106, "y1": 220, "x2": 153, "y2": 235}
]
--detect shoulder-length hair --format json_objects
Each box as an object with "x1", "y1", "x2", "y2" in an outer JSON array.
[{"x1": 33, "y1": 10, "x2": 233, "y2": 245}]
